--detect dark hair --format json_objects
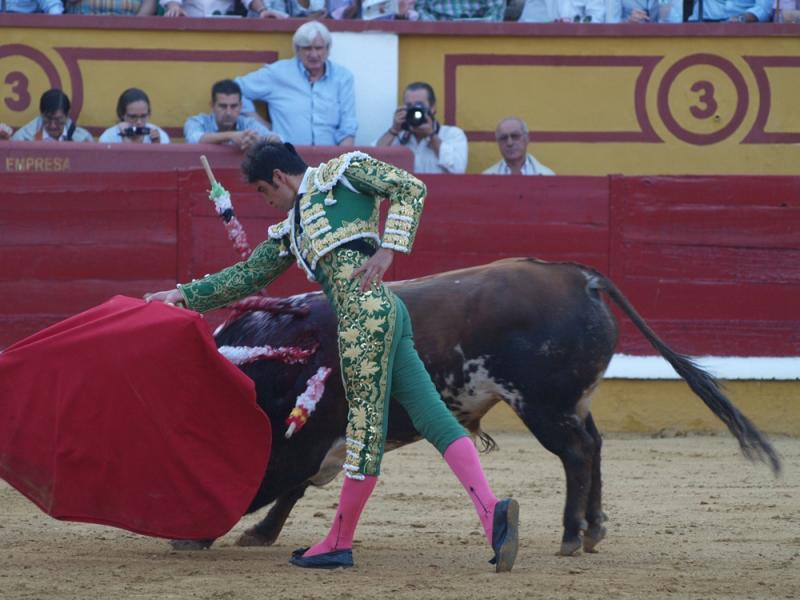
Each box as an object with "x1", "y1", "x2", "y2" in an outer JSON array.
[
  {"x1": 241, "y1": 142, "x2": 308, "y2": 184},
  {"x1": 405, "y1": 82, "x2": 436, "y2": 106},
  {"x1": 211, "y1": 79, "x2": 242, "y2": 103},
  {"x1": 116, "y1": 88, "x2": 151, "y2": 120},
  {"x1": 40, "y1": 89, "x2": 70, "y2": 116}
]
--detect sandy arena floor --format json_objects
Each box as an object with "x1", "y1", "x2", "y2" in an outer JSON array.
[{"x1": 1, "y1": 432, "x2": 798, "y2": 600}]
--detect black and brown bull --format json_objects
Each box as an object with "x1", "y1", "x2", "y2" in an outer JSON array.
[{"x1": 187, "y1": 258, "x2": 780, "y2": 556}]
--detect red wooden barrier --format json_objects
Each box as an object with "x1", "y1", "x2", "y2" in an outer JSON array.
[
  {"x1": 609, "y1": 176, "x2": 800, "y2": 356},
  {"x1": 1, "y1": 164, "x2": 798, "y2": 356}
]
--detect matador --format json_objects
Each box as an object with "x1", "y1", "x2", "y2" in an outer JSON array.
[{"x1": 146, "y1": 142, "x2": 519, "y2": 571}]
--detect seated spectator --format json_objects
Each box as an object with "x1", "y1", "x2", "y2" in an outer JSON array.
[
  {"x1": 329, "y1": 0, "x2": 415, "y2": 18},
  {"x1": 482, "y1": 117, "x2": 554, "y2": 176},
  {"x1": 98, "y1": 88, "x2": 170, "y2": 145},
  {"x1": 161, "y1": 0, "x2": 238, "y2": 16},
  {"x1": 184, "y1": 79, "x2": 281, "y2": 151},
  {"x1": 66, "y1": 0, "x2": 156, "y2": 15},
  {"x1": 416, "y1": 0, "x2": 504, "y2": 19},
  {"x1": 606, "y1": 0, "x2": 680, "y2": 22},
  {"x1": 375, "y1": 81, "x2": 467, "y2": 174},
  {"x1": 247, "y1": 0, "x2": 327, "y2": 18},
  {"x1": 782, "y1": 0, "x2": 800, "y2": 21},
  {"x1": 1, "y1": 0, "x2": 63, "y2": 13},
  {"x1": 8, "y1": 89, "x2": 93, "y2": 143},
  {"x1": 235, "y1": 21, "x2": 357, "y2": 146},
  {"x1": 519, "y1": 0, "x2": 606, "y2": 21},
  {"x1": 683, "y1": 0, "x2": 771, "y2": 20}
]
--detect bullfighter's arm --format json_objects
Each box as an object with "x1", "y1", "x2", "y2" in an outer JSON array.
[
  {"x1": 178, "y1": 235, "x2": 293, "y2": 313},
  {"x1": 343, "y1": 156, "x2": 427, "y2": 254}
]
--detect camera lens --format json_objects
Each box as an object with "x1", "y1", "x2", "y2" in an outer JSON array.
[{"x1": 404, "y1": 103, "x2": 428, "y2": 129}]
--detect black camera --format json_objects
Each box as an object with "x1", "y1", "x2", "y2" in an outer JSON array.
[
  {"x1": 403, "y1": 103, "x2": 429, "y2": 129},
  {"x1": 120, "y1": 126, "x2": 151, "y2": 137}
]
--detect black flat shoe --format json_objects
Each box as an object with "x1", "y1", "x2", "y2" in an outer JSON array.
[
  {"x1": 489, "y1": 497, "x2": 519, "y2": 573},
  {"x1": 289, "y1": 547, "x2": 354, "y2": 569}
]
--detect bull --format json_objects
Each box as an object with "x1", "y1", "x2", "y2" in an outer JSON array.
[{"x1": 182, "y1": 258, "x2": 780, "y2": 557}]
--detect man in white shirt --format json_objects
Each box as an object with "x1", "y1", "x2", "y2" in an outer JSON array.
[
  {"x1": 374, "y1": 82, "x2": 468, "y2": 174},
  {"x1": 161, "y1": 0, "x2": 236, "y2": 16},
  {"x1": 482, "y1": 117, "x2": 554, "y2": 176}
]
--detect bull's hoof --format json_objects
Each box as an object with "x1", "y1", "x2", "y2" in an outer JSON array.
[
  {"x1": 169, "y1": 538, "x2": 214, "y2": 551},
  {"x1": 236, "y1": 527, "x2": 276, "y2": 547},
  {"x1": 559, "y1": 536, "x2": 583, "y2": 556},
  {"x1": 583, "y1": 524, "x2": 607, "y2": 553}
]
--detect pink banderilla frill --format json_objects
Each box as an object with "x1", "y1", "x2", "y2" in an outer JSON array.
[
  {"x1": 208, "y1": 181, "x2": 252, "y2": 260},
  {"x1": 285, "y1": 367, "x2": 332, "y2": 439}
]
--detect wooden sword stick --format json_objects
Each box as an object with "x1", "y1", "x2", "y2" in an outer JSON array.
[{"x1": 200, "y1": 154, "x2": 216, "y2": 185}]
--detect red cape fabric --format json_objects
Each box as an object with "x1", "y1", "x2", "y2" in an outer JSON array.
[{"x1": 0, "y1": 296, "x2": 270, "y2": 540}]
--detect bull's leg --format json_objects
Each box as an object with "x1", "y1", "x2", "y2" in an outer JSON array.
[
  {"x1": 236, "y1": 483, "x2": 310, "y2": 547},
  {"x1": 581, "y1": 413, "x2": 606, "y2": 553},
  {"x1": 527, "y1": 412, "x2": 596, "y2": 556}
]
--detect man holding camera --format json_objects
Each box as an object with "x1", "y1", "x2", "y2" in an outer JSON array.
[{"x1": 375, "y1": 82, "x2": 467, "y2": 174}]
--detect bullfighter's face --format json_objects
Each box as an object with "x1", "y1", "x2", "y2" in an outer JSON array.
[{"x1": 254, "y1": 170, "x2": 300, "y2": 212}]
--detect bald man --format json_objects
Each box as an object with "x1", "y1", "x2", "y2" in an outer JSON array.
[{"x1": 483, "y1": 117, "x2": 554, "y2": 176}]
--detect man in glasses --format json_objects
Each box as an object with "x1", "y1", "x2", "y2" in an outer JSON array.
[
  {"x1": 5, "y1": 89, "x2": 93, "y2": 143},
  {"x1": 482, "y1": 117, "x2": 554, "y2": 176}
]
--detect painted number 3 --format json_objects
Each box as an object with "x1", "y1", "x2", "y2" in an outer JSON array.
[
  {"x1": 689, "y1": 80, "x2": 717, "y2": 120},
  {"x1": 4, "y1": 71, "x2": 32, "y2": 112}
]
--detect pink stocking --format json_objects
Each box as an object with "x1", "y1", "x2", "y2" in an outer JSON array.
[
  {"x1": 303, "y1": 474, "x2": 378, "y2": 557},
  {"x1": 443, "y1": 436, "x2": 499, "y2": 545}
]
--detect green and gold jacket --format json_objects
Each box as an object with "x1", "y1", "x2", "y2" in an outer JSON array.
[{"x1": 179, "y1": 152, "x2": 427, "y2": 313}]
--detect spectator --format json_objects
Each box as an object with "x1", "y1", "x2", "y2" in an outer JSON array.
[
  {"x1": 246, "y1": 0, "x2": 327, "y2": 17},
  {"x1": 1, "y1": 0, "x2": 63, "y2": 13},
  {"x1": 161, "y1": 0, "x2": 238, "y2": 16},
  {"x1": 606, "y1": 0, "x2": 680, "y2": 22},
  {"x1": 65, "y1": 0, "x2": 156, "y2": 14},
  {"x1": 482, "y1": 117, "x2": 554, "y2": 176},
  {"x1": 519, "y1": 0, "x2": 606, "y2": 21},
  {"x1": 184, "y1": 79, "x2": 281, "y2": 151},
  {"x1": 329, "y1": 0, "x2": 415, "y2": 18},
  {"x1": 375, "y1": 81, "x2": 467, "y2": 174},
  {"x1": 98, "y1": 88, "x2": 170, "y2": 145},
  {"x1": 235, "y1": 21, "x2": 357, "y2": 146},
  {"x1": 683, "y1": 0, "x2": 771, "y2": 20},
  {"x1": 782, "y1": 0, "x2": 800, "y2": 21},
  {"x1": 8, "y1": 89, "x2": 93, "y2": 142},
  {"x1": 415, "y1": 0, "x2": 504, "y2": 19}
]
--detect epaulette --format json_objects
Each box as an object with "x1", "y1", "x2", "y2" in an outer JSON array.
[{"x1": 313, "y1": 151, "x2": 373, "y2": 193}]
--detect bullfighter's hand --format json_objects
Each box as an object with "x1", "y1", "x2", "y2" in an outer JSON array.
[
  {"x1": 0, "y1": 123, "x2": 12, "y2": 140},
  {"x1": 143, "y1": 288, "x2": 186, "y2": 308},
  {"x1": 351, "y1": 248, "x2": 393, "y2": 293}
]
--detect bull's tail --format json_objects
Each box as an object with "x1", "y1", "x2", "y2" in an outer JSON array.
[{"x1": 591, "y1": 272, "x2": 781, "y2": 475}]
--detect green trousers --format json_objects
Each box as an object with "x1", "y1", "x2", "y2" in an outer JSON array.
[{"x1": 315, "y1": 247, "x2": 467, "y2": 478}]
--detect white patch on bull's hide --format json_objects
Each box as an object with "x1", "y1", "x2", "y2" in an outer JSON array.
[
  {"x1": 576, "y1": 373, "x2": 603, "y2": 420},
  {"x1": 309, "y1": 437, "x2": 346, "y2": 486},
  {"x1": 442, "y1": 352, "x2": 524, "y2": 420}
]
